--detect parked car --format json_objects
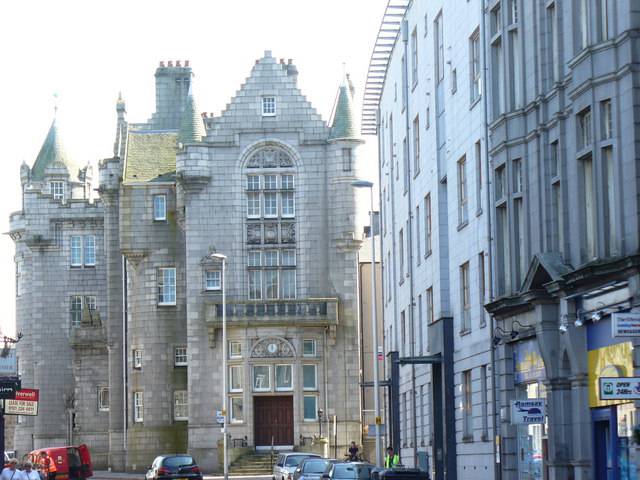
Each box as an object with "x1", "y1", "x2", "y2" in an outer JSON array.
[
  {"x1": 273, "y1": 453, "x2": 322, "y2": 480},
  {"x1": 27, "y1": 445, "x2": 93, "y2": 480},
  {"x1": 145, "y1": 455, "x2": 202, "y2": 480},
  {"x1": 293, "y1": 458, "x2": 338, "y2": 480},
  {"x1": 322, "y1": 462, "x2": 375, "y2": 480}
]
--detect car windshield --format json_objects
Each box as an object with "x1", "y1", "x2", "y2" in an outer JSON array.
[
  {"x1": 163, "y1": 456, "x2": 195, "y2": 468},
  {"x1": 333, "y1": 465, "x2": 372, "y2": 479},
  {"x1": 285, "y1": 455, "x2": 310, "y2": 467},
  {"x1": 303, "y1": 460, "x2": 329, "y2": 473}
]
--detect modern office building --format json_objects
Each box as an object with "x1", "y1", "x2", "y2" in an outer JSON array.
[{"x1": 9, "y1": 53, "x2": 368, "y2": 472}]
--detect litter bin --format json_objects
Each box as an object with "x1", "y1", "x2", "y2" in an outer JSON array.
[{"x1": 371, "y1": 468, "x2": 430, "y2": 480}]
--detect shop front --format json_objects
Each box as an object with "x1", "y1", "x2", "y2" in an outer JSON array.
[{"x1": 586, "y1": 314, "x2": 638, "y2": 480}]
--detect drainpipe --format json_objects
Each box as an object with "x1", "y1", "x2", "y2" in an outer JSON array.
[
  {"x1": 400, "y1": 18, "x2": 419, "y2": 466},
  {"x1": 122, "y1": 255, "x2": 128, "y2": 462},
  {"x1": 323, "y1": 327, "x2": 329, "y2": 438},
  {"x1": 480, "y1": 1, "x2": 500, "y2": 479}
]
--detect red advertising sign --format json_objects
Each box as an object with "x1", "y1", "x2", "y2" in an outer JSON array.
[{"x1": 5, "y1": 388, "x2": 39, "y2": 416}]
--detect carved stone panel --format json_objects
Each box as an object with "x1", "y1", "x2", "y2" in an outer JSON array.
[
  {"x1": 247, "y1": 224, "x2": 262, "y2": 244},
  {"x1": 264, "y1": 223, "x2": 279, "y2": 244},
  {"x1": 281, "y1": 223, "x2": 295, "y2": 243},
  {"x1": 251, "y1": 337, "x2": 295, "y2": 358}
]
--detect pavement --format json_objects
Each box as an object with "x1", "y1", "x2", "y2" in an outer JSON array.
[{"x1": 92, "y1": 472, "x2": 271, "y2": 480}]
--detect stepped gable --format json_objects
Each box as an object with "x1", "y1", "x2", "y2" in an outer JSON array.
[
  {"x1": 123, "y1": 129, "x2": 177, "y2": 183},
  {"x1": 31, "y1": 116, "x2": 83, "y2": 181},
  {"x1": 205, "y1": 50, "x2": 329, "y2": 142}
]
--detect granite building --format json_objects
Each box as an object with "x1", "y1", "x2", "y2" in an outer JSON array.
[
  {"x1": 366, "y1": 1, "x2": 640, "y2": 480},
  {"x1": 10, "y1": 52, "x2": 367, "y2": 472}
]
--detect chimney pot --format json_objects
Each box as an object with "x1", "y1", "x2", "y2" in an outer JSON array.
[
  {"x1": 185, "y1": 60, "x2": 190, "y2": 67},
  {"x1": 255, "y1": 59, "x2": 259, "y2": 64},
  {"x1": 160, "y1": 61, "x2": 165, "y2": 67},
  {"x1": 176, "y1": 60, "x2": 182, "y2": 67},
  {"x1": 280, "y1": 58, "x2": 285, "y2": 64},
  {"x1": 168, "y1": 60, "x2": 173, "y2": 67},
  {"x1": 288, "y1": 59, "x2": 293, "y2": 64}
]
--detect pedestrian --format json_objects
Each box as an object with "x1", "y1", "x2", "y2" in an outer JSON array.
[
  {"x1": 39, "y1": 454, "x2": 55, "y2": 480},
  {"x1": 384, "y1": 447, "x2": 399, "y2": 468},
  {"x1": 21, "y1": 462, "x2": 39, "y2": 480},
  {"x1": 348, "y1": 442, "x2": 360, "y2": 461},
  {"x1": 1, "y1": 459, "x2": 21, "y2": 480}
]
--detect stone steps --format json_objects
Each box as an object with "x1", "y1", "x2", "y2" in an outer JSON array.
[{"x1": 229, "y1": 452, "x2": 274, "y2": 476}]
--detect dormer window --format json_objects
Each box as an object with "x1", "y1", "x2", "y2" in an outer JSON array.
[
  {"x1": 50, "y1": 181, "x2": 64, "y2": 200},
  {"x1": 262, "y1": 97, "x2": 276, "y2": 116}
]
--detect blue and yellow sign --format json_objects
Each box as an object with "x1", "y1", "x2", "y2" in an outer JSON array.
[
  {"x1": 588, "y1": 341, "x2": 633, "y2": 408},
  {"x1": 513, "y1": 339, "x2": 546, "y2": 384}
]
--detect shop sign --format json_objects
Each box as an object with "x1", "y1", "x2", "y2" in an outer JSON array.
[
  {"x1": 510, "y1": 399, "x2": 545, "y2": 424},
  {"x1": 611, "y1": 312, "x2": 640, "y2": 337},
  {"x1": 513, "y1": 339, "x2": 545, "y2": 384},
  {"x1": 0, "y1": 350, "x2": 17, "y2": 376},
  {"x1": 599, "y1": 377, "x2": 640, "y2": 400},
  {"x1": 5, "y1": 388, "x2": 39, "y2": 416},
  {"x1": 215, "y1": 410, "x2": 224, "y2": 424},
  {"x1": 0, "y1": 379, "x2": 21, "y2": 399}
]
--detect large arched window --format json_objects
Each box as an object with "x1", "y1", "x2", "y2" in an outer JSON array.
[{"x1": 244, "y1": 146, "x2": 296, "y2": 300}]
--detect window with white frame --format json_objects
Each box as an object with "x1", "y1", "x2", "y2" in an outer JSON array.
[
  {"x1": 158, "y1": 267, "x2": 176, "y2": 305},
  {"x1": 247, "y1": 250, "x2": 296, "y2": 300},
  {"x1": 275, "y1": 364, "x2": 293, "y2": 391},
  {"x1": 412, "y1": 115, "x2": 420, "y2": 174},
  {"x1": 246, "y1": 174, "x2": 295, "y2": 219},
  {"x1": 601, "y1": 99, "x2": 612, "y2": 140},
  {"x1": 475, "y1": 141, "x2": 482, "y2": 212},
  {"x1": 84, "y1": 236, "x2": 96, "y2": 266},
  {"x1": 230, "y1": 365, "x2": 243, "y2": 392},
  {"x1": 229, "y1": 341, "x2": 242, "y2": 359},
  {"x1": 153, "y1": 195, "x2": 167, "y2": 221},
  {"x1": 98, "y1": 386, "x2": 109, "y2": 412},
  {"x1": 175, "y1": 347, "x2": 187, "y2": 366},
  {"x1": 253, "y1": 365, "x2": 270, "y2": 391},
  {"x1": 262, "y1": 96, "x2": 276, "y2": 116},
  {"x1": 133, "y1": 391, "x2": 144, "y2": 423},
  {"x1": 303, "y1": 364, "x2": 317, "y2": 391},
  {"x1": 133, "y1": 349, "x2": 142, "y2": 369},
  {"x1": 462, "y1": 370, "x2": 472, "y2": 439},
  {"x1": 578, "y1": 108, "x2": 592, "y2": 150},
  {"x1": 303, "y1": 339, "x2": 316, "y2": 357},
  {"x1": 460, "y1": 262, "x2": 471, "y2": 332},
  {"x1": 70, "y1": 235, "x2": 96, "y2": 267},
  {"x1": 303, "y1": 395, "x2": 318, "y2": 421},
  {"x1": 597, "y1": 0, "x2": 611, "y2": 41},
  {"x1": 50, "y1": 181, "x2": 64, "y2": 200},
  {"x1": 411, "y1": 27, "x2": 418, "y2": 86},
  {"x1": 426, "y1": 287, "x2": 434, "y2": 324},
  {"x1": 230, "y1": 396, "x2": 244, "y2": 423},
  {"x1": 470, "y1": 29, "x2": 481, "y2": 103},
  {"x1": 174, "y1": 390, "x2": 188, "y2": 421},
  {"x1": 205, "y1": 270, "x2": 221, "y2": 291},
  {"x1": 458, "y1": 156, "x2": 468, "y2": 225},
  {"x1": 70, "y1": 296, "x2": 83, "y2": 327},
  {"x1": 399, "y1": 229, "x2": 405, "y2": 280},
  {"x1": 424, "y1": 194, "x2": 432, "y2": 256}
]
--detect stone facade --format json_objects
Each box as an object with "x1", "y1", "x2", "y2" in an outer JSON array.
[
  {"x1": 368, "y1": 1, "x2": 640, "y2": 479},
  {"x1": 10, "y1": 52, "x2": 366, "y2": 472}
]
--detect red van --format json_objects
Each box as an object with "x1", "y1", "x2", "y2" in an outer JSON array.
[{"x1": 27, "y1": 445, "x2": 92, "y2": 480}]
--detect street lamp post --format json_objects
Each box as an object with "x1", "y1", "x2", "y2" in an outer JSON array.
[
  {"x1": 351, "y1": 180, "x2": 382, "y2": 468},
  {"x1": 211, "y1": 253, "x2": 228, "y2": 480}
]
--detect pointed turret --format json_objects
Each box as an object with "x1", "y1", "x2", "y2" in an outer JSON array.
[
  {"x1": 113, "y1": 92, "x2": 128, "y2": 158},
  {"x1": 31, "y1": 114, "x2": 80, "y2": 181},
  {"x1": 178, "y1": 83, "x2": 205, "y2": 145},
  {"x1": 329, "y1": 73, "x2": 359, "y2": 141}
]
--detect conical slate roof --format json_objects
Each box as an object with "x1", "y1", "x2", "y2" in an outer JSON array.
[
  {"x1": 31, "y1": 117, "x2": 80, "y2": 180},
  {"x1": 178, "y1": 86, "x2": 205, "y2": 144},
  {"x1": 329, "y1": 75, "x2": 359, "y2": 141}
]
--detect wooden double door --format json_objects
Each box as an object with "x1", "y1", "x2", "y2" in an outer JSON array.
[{"x1": 254, "y1": 395, "x2": 294, "y2": 446}]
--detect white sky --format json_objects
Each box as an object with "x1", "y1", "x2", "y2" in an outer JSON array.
[{"x1": 0, "y1": 0, "x2": 387, "y2": 335}]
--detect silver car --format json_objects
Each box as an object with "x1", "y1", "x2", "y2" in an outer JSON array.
[{"x1": 273, "y1": 453, "x2": 322, "y2": 480}]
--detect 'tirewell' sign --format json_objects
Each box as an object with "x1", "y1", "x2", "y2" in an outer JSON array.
[{"x1": 5, "y1": 389, "x2": 39, "y2": 416}]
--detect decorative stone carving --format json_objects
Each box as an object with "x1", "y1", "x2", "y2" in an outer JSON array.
[
  {"x1": 264, "y1": 223, "x2": 278, "y2": 244},
  {"x1": 246, "y1": 148, "x2": 294, "y2": 169},
  {"x1": 281, "y1": 223, "x2": 295, "y2": 243},
  {"x1": 247, "y1": 224, "x2": 261, "y2": 244},
  {"x1": 250, "y1": 337, "x2": 295, "y2": 358}
]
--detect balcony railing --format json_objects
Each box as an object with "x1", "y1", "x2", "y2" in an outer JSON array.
[{"x1": 205, "y1": 298, "x2": 339, "y2": 328}]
